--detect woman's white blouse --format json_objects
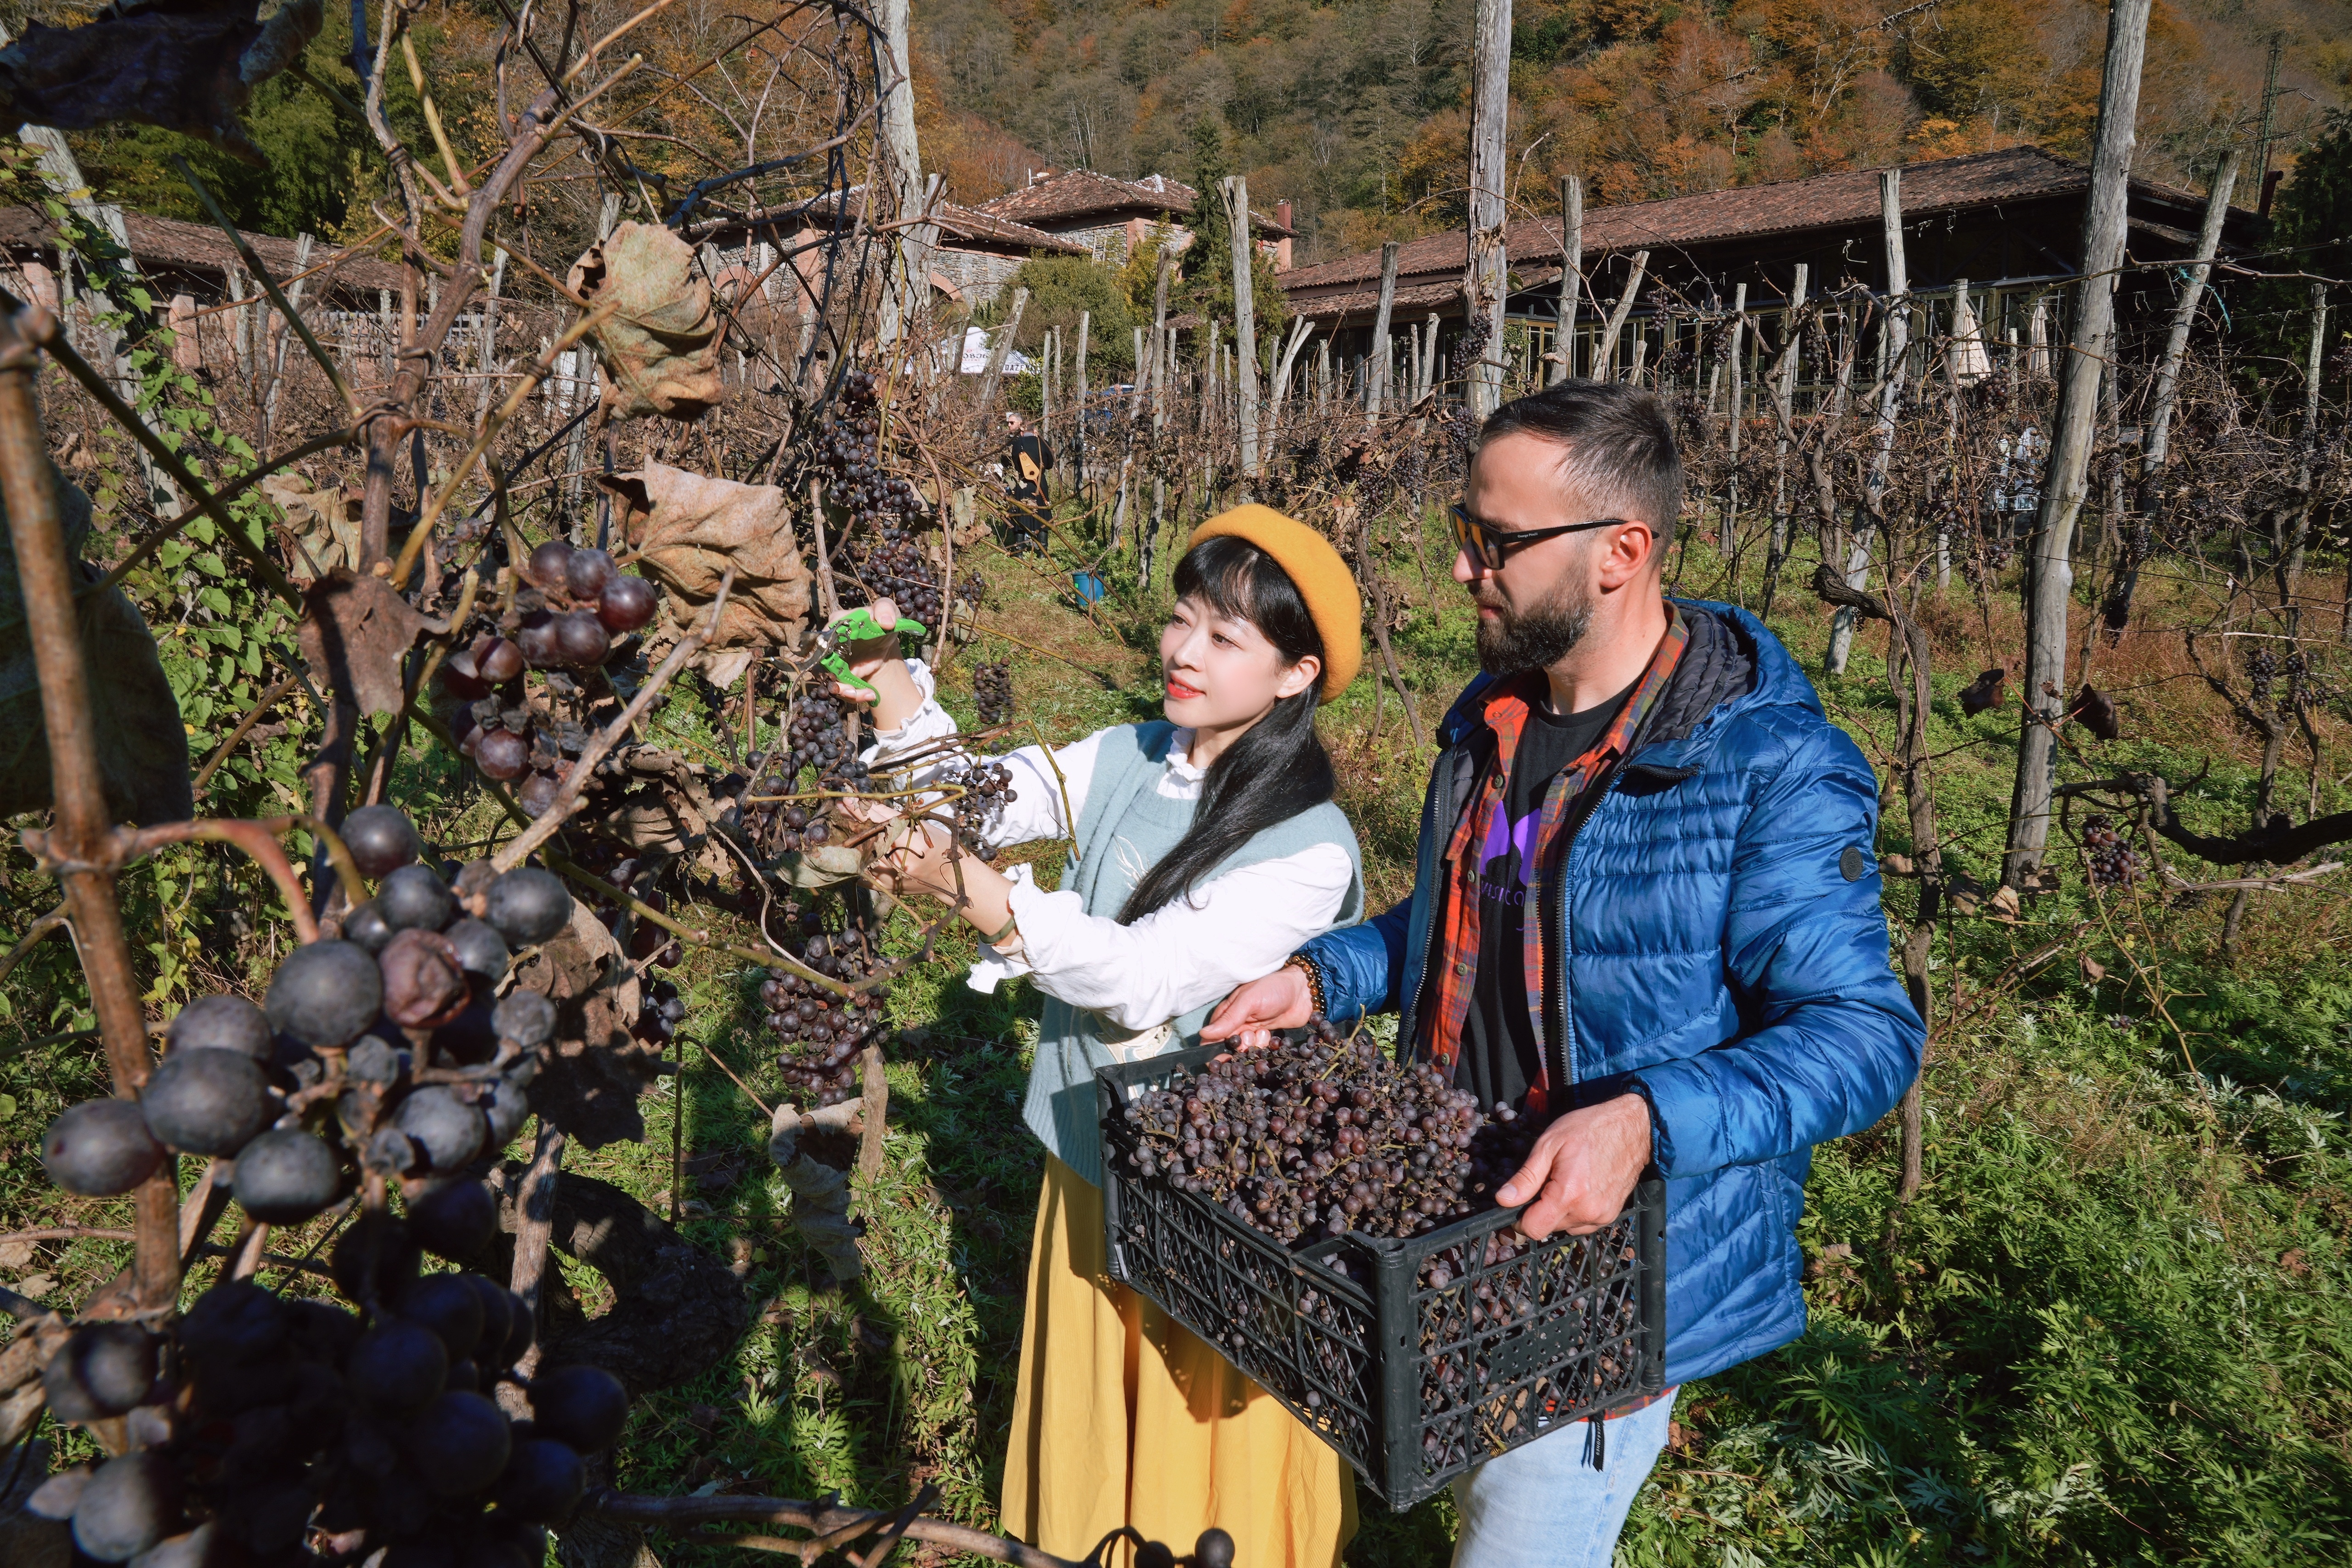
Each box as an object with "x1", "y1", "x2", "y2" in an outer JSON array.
[{"x1": 864, "y1": 662, "x2": 1354, "y2": 1030}]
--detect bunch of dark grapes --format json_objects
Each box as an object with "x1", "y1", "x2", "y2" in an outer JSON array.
[
  {"x1": 972, "y1": 661, "x2": 1013, "y2": 725},
  {"x1": 28, "y1": 1263, "x2": 630, "y2": 1565},
  {"x1": 813, "y1": 370, "x2": 920, "y2": 522},
  {"x1": 26, "y1": 807, "x2": 618, "y2": 1564},
  {"x1": 734, "y1": 751, "x2": 835, "y2": 855},
  {"x1": 1447, "y1": 311, "x2": 1493, "y2": 386},
  {"x1": 811, "y1": 369, "x2": 984, "y2": 631},
  {"x1": 1374, "y1": 1098, "x2": 1551, "y2": 1290},
  {"x1": 942, "y1": 760, "x2": 1014, "y2": 860},
  {"x1": 786, "y1": 689, "x2": 871, "y2": 792},
  {"x1": 2084, "y1": 814, "x2": 2143, "y2": 888},
  {"x1": 1412, "y1": 1225, "x2": 1640, "y2": 1472},
  {"x1": 2248, "y1": 647, "x2": 2281, "y2": 705},
  {"x1": 1114, "y1": 1017, "x2": 1489, "y2": 1245},
  {"x1": 640, "y1": 977, "x2": 688, "y2": 1045},
  {"x1": 440, "y1": 542, "x2": 660, "y2": 815},
  {"x1": 842, "y1": 536, "x2": 984, "y2": 631},
  {"x1": 758, "y1": 924, "x2": 890, "y2": 1106}
]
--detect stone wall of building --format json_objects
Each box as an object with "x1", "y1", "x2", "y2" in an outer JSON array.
[{"x1": 932, "y1": 246, "x2": 1026, "y2": 303}]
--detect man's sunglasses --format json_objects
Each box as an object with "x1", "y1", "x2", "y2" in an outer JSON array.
[{"x1": 1449, "y1": 504, "x2": 1629, "y2": 571}]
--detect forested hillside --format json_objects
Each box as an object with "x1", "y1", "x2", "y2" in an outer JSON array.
[
  {"x1": 21, "y1": 0, "x2": 2351, "y2": 267},
  {"x1": 912, "y1": 0, "x2": 2352, "y2": 265}
]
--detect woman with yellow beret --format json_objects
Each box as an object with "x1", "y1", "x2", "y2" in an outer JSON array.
[{"x1": 842, "y1": 505, "x2": 1366, "y2": 1566}]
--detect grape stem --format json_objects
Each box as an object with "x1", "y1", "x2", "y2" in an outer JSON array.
[
  {"x1": 0, "y1": 298, "x2": 181, "y2": 1312},
  {"x1": 582, "y1": 1488, "x2": 1089, "y2": 1566},
  {"x1": 957, "y1": 612, "x2": 1124, "y2": 689},
  {"x1": 178, "y1": 1160, "x2": 232, "y2": 1270},
  {"x1": 1027, "y1": 720, "x2": 1079, "y2": 863},
  {"x1": 170, "y1": 153, "x2": 361, "y2": 419},
  {"x1": 192, "y1": 674, "x2": 304, "y2": 798},
  {"x1": 0, "y1": 1225, "x2": 136, "y2": 1246},
  {"x1": 114, "y1": 819, "x2": 326, "y2": 945},
  {"x1": 0, "y1": 900, "x2": 68, "y2": 988},
  {"x1": 509, "y1": 1121, "x2": 568, "y2": 1378},
  {"x1": 391, "y1": 299, "x2": 625, "y2": 591},
  {"x1": 492, "y1": 567, "x2": 737, "y2": 872},
  {"x1": 185, "y1": 1239, "x2": 335, "y2": 1282},
  {"x1": 229, "y1": 1219, "x2": 272, "y2": 1279},
  {"x1": 693, "y1": 1032, "x2": 774, "y2": 1119}
]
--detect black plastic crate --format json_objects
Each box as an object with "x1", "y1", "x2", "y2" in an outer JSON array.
[{"x1": 1097, "y1": 1045, "x2": 1667, "y2": 1511}]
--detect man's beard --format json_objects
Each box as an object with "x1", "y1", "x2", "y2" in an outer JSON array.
[{"x1": 1474, "y1": 576, "x2": 1594, "y2": 674}]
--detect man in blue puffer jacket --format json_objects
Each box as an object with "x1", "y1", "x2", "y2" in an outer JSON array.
[{"x1": 1203, "y1": 379, "x2": 1922, "y2": 1567}]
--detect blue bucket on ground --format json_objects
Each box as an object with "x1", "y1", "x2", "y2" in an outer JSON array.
[{"x1": 1073, "y1": 572, "x2": 1107, "y2": 608}]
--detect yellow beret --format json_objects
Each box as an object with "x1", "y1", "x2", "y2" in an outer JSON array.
[{"x1": 1186, "y1": 504, "x2": 1363, "y2": 703}]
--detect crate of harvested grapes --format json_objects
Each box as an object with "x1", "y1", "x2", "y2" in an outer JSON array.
[{"x1": 1097, "y1": 1031, "x2": 1667, "y2": 1510}]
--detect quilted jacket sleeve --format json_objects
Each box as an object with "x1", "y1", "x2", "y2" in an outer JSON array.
[
  {"x1": 1301, "y1": 900, "x2": 1412, "y2": 1021},
  {"x1": 1632, "y1": 719, "x2": 1924, "y2": 1177}
]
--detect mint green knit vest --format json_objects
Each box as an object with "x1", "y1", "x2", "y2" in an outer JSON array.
[{"x1": 1019, "y1": 721, "x2": 1364, "y2": 1186}]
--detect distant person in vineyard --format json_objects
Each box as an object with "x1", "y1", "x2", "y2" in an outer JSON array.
[
  {"x1": 842, "y1": 507, "x2": 1370, "y2": 1567},
  {"x1": 1204, "y1": 381, "x2": 1923, "y2": 1566},
  {"x1": 1000, "y1": 408, "x2": 1053, "y2": 555}
]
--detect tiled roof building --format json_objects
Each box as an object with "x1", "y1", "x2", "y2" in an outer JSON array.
[
  {"x1": 976, "y1": 168, "x2": 1295, "y2": 274},
  {"x1": 1278, "y1": 145, "x2": 2263, "y2": 396}
]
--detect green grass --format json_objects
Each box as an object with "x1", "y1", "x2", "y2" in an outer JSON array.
[{"x1": 5, "y1": 498, "x2": 2350, "y2": 1565}]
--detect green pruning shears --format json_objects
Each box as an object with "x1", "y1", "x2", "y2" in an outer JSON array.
[{"x1": 819, "y1": 606, "x2": 927, "y2": 693}]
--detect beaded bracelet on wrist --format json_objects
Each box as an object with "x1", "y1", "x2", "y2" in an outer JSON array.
[{"x1": 1283, "y1": 952, "x2": 1326, "y2": 1019}]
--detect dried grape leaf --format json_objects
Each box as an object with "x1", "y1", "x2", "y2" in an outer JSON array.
[
  {"x1": 0, "y1": 0, "x2": 322, "y2": 164},
  {"x1": 778, "y1": 841, "x2": 865, "y2": 891},
  {"x1": 576, "y1": 746, "x2": 730, "y2": 875},
  {"x1": 0, "y1": 473, "x2": 192, "y2": 826},
  {"x1": 568, "y1": 222, "x2": 723, "y2": 422},
  {"x1": 2072, "y1": 684, "x2": 2121, "y2": 742},
  {"x1": 599, "y1": 463, "x2": 812, "y2": 688},
  {"x1": 295, "y1": 567, "x2": 430, "y2": 718},
  {"x1": 766, "y1": 1100, "x2": 865, "y2": 1279},
  {"x1": 260, "y1": 470, "x2": 362, "y2": 577},
  {"x1": 512, "y1": 895, "x2": 653, "y2": 1150}
]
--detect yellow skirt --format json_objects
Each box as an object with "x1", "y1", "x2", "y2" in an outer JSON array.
[{"x1": 1001, "y1": 1155, "x2": 1358, "y2": 1568}]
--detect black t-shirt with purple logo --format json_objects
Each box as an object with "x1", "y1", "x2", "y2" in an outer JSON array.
[{"x1": 1454, "y1": 678, "x2": 1637, "y2": 1114}]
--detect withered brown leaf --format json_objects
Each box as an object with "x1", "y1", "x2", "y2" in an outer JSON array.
[
  {"x1": 512, "y1": 895, "x2": 654, "y2": 1150},
  {"x1": 568, "y1": 223, "x2": 724, "y2": 422},
  {"x1": 296, "y1": 568, "x2": 430, "y2": 718},
  {"x1": 599, "y1": 463, "x2": 812, "y2": 688}
]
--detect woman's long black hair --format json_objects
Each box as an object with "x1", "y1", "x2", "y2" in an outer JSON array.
[{"x1": 1118, "y1": 534, "x2": 1335, "y2": 923}]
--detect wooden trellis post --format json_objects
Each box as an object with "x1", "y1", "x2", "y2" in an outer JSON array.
[
  {"x1": 2003, "y1": 0, "x2": 2151, "y2": 887},
  {"x1": 1553, "y1": 175, "x2": 1582, "y2": 385},
  {"x1": 1465, "y1": 0, "x2": 1510, "y2": 418},
  {"x1": 1221, "y1": 176, "x2": 1260, "y2": 479},
  {"x1": 1366, "y1": 242, "x2": 1399, "y2": 416}
]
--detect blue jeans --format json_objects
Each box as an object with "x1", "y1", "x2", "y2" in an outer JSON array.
[{"x1": 1449, "y1": 1394, "x2": 1675, "y2": 1568}]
